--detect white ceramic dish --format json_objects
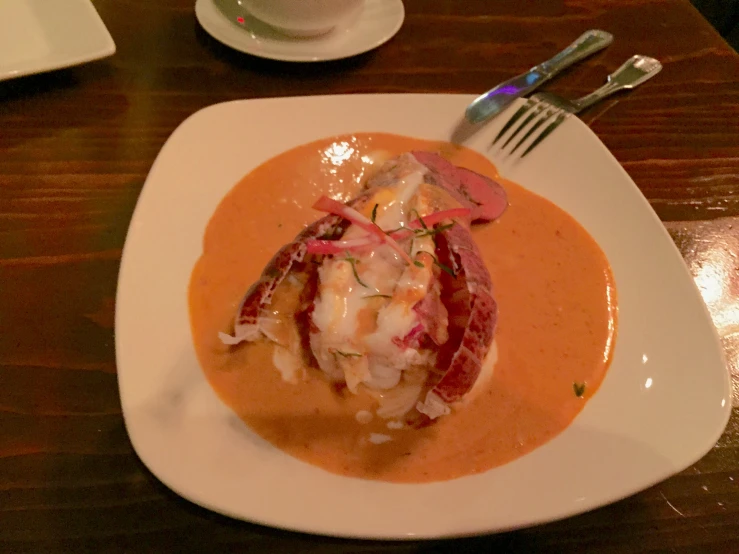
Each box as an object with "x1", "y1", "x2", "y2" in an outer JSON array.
[
  {"x1": 194, "y1": 0, "x2": 404, "y2": 62},
  {"x1": 0, "y1": 0, "x2": 115, "y2": 83},
  {"x1": 116, "y1": 94, "x2": 731, "y2": 539}
]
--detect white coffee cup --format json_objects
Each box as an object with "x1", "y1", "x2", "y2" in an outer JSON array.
[{"x1": 241, "y1": 0, "x2": 364, "y2": 37}]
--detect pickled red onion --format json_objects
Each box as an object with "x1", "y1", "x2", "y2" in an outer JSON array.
[
  {"x1": 312, "y1": 196, "x2": 413, "y2": 264},
  {"x1": 305, "y1": 236, "x2": 377, "y2": 255}
]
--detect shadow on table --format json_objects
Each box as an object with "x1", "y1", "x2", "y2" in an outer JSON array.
[
  {"x1": 0, "y1": 69, "x2": 80, "y2": 102},
  {"x1": 0, "y1": 58, "x2": 119, "y2": 102},
  {"x1": 0, "y1": 62, "x2": 128, "y2": 153}
]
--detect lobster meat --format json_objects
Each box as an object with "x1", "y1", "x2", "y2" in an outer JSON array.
[{"x1": 219, "y1": 152, "x2": 507, "y2": 419}]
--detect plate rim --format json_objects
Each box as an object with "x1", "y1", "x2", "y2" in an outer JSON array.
[{"x1": 116, "y1": 93, "x2": 732, "y2": 539}]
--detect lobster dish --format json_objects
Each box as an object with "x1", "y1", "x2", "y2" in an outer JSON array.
[{"x1": 189, "y1": 133, "x2": 617, "y2": 483}]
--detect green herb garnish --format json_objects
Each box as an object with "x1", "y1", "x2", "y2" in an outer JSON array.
[
  {"x1": 573, "y1": 382, "x2": 586, "y2": 397},
  {"x1": 344, "y1": 252, "x2": 369, "y2": 288},
  {"x1": 371, "y1": 203, "x2": 379, "y2": 223},
  {"x1": 413, "y1": 222, "x2": 455, "y2": 238},
  {"x1": 336, "y1": 350, "x2": 363, "y2": 358},
  {"x1": 417, "y1": 250, "x2": 456, "y2": 278},
  {"x1": 413, "y1": 260, "x2": 425, "y2": 268},
  {"x1": 435, "y1": 260, "x2": 456, "y2": 278},
  {"x1": 363, "y1": 294, "x2": 392, "y2": 299},
  {"x1": 411, "y1": 209, "x2": 428, "y2": 230}
]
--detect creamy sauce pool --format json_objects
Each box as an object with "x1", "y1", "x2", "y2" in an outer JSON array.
[{"x1": 189, "y1": 133, "x2": 617, "y2": 483}]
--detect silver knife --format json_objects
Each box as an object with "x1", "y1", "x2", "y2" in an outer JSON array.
[{"x1": 464, "y1": 29, "x2": 614, "y2": 124}]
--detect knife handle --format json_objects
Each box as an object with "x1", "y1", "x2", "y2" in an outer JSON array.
[{"x1": 536, "y1": 30, "x2": 613, "y2": 78}]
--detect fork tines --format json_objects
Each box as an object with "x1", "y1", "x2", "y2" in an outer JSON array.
[{"x1": 493, "y1": 97, "x2": 568, "y2": 158}]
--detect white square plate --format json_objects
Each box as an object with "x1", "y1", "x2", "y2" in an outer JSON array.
[
  {"x1": 116, "y1": 94, "x2": 731, "y2": 539},
  {"x1": 0, "y1": 0, "x2": 115, "y2": 82}
]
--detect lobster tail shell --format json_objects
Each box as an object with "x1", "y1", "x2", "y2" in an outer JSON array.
[{"x1": 430, "y1": 224, "x2": 497, "y2": 403}]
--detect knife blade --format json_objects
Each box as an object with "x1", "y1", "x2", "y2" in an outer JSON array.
[{"x1": 464, "y1": 29, "x2": 614, "y2": 124}]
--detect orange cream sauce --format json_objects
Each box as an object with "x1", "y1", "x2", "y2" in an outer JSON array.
[{"x1": 189, "y1": 133, "x2": 617, "y2": 483}]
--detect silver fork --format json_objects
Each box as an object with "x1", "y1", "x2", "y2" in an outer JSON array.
[{"x1": 493, "y1": 55, "x2": 662, "y2": 158}]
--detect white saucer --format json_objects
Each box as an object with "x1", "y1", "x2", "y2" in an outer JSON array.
[{"x1": 195, "y1": 0, "x2": 404, "y2": 62}]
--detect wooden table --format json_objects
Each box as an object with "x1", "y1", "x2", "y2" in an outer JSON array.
[{"x1": 2, "y1": 0, "x2": 738, "y2": 551}]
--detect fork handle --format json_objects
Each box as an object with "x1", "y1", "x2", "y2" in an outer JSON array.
[{"x1": 573, "y1": 55, "x2": 663, "y2": 111}]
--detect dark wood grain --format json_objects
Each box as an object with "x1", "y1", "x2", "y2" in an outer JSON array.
[{"x1": 1, "y1": 0, "x2": 738, "y2": 552}]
